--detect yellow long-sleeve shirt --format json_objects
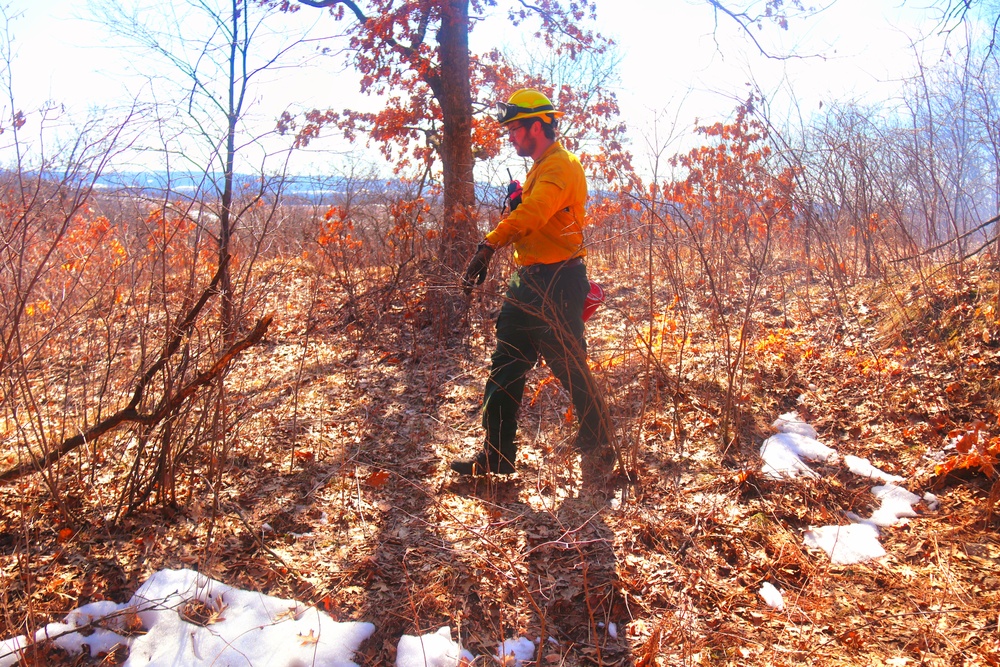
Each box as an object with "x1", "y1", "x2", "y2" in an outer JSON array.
[{"x1": 485, "y1": 140, "x2": 588, "y2": 266}]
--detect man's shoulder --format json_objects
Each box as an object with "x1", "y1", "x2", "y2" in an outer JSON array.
[
  {"x1": 538, "y1": 142, "x2": 583, "y2": 172},
  {"x1": 548, "y1": 140, "x2": 577, "y2": 159}
]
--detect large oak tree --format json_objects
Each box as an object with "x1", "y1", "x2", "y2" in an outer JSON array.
[{"x1": 284, "y1": 0, "x2": 609, "y2": 271}]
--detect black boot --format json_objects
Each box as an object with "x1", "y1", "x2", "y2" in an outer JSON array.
[{"x1": 450, "y1": 450, "x2": 515, "y2": 476}]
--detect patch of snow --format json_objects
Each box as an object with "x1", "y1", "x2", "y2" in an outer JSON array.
[
  {"x1": 772, "y1": 412, "x2": 818, "y2": 439},
  {"x1": 760, "y1": 412, "x2": 939, "y2": 566},
  {"x1": 63, "y1": 601, "x2": 128, "y2": 629},
  {"x1": 868, "y1": 484, "x2": 921, "y2": 527},
  {"x1": 843, "y1": 455, "x2": 905, "y2": 484},
  {"x1": 804, "y1": 523, "x2": 886, "y2": 564},
  {"x1": 496, "y1": 637, "x2": 537, "y2": 666},
  {"x1": 760, "y1": 432, "x2": 837, "y2": 479},
  {"x1": 396, "y1": 626, "x2": 472, "y2": 667},
  {"x1": 758, "y1": 582, "x2": 785, "y2": 611},
  {"x1": 0, "y1": 569, "x2": 375, "y2": 667},
  {"x1": 923, "y1": 492, "x2": 940, "y2": 511}
]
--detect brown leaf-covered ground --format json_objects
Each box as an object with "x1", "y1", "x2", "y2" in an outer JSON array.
[{"x1": 1, "y1": 256, "x2": 999, "y2": 666}]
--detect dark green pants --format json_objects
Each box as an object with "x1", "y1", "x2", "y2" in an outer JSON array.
[{"x1": 482, "y1": 261, "x2": 611, "y2": 466}]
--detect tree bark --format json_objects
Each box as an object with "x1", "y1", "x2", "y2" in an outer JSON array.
[{"x1": 435, "y1": 0, "x2": 477, "y2": 272}]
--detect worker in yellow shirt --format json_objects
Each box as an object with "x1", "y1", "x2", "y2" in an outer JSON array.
[{"x1": 451, "y1": 89, "x2": 613, "y2": 476}]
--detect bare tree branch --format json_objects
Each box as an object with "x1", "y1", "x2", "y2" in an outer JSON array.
[
  {"x1": 891, "y1": 212, "x2": 1000, "y2": 262},
  {"x1": 297, "y1": 0, "x2": 367, "y2": 22},
  {"x1": 0, "y1": 259, "x2": 273, "y2": 484},
  {"x1": 297, "y1": 0, "x2": 431, "y2": 66},
  {"x1": 703, "y1": 0, "x2": 829, "y2": 60}
]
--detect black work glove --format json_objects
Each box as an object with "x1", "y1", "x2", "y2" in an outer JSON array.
[{"x1": 462, "y1": 242, "x2": 496, "y2": 295}]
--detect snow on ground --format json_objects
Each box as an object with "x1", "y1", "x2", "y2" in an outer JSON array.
[
  {"x1": 496, "y1": 637, "x2": 538, "y2": 665},
  {"x1": 843, "y1": 455, "x2": 905, "y2": 484},
  {"x1": 0, "y1": 569, "x2": 491, "y2": 667},
  {"x1": 803, "y1": 523, "x2": 886, "y2": 564},
  {"x1": 758, "y1": 581, "x2": 785, "y2": 611},
  {"x1": 762, "y1": 411, "x2": 934, "y2": 566},
  {"x1": 771, "y1": 412, "x2": 819, "y2": 440},
  {"x1": 1, "y1": 568, "x2": 375, "y2": 667},
  {"x1": 760, "y1": 430, "x2": 838, "y2": 479},
  {"x1": 396, "y1": 626, "x2": 474, "y2": 667}
]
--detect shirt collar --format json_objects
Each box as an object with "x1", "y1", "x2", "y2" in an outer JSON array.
[{"x1": 533, "y1": 139, "x2": 562, "y2": 163}]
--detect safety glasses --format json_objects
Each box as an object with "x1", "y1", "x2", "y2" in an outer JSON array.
[
  {"x1": 506, "y1": 122, "x2": 528, "y2": 138},
  {"x1": 495, "y1": 101, "x2": 554, "y2": 124}
]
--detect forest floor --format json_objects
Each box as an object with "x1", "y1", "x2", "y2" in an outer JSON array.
[{"x1": 1, "y1": 256, "x2": 999, "y2": 666}]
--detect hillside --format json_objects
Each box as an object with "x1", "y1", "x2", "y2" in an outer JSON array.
[{"x1": 1, "y1": 252, "x2": 998, "y2": 667}]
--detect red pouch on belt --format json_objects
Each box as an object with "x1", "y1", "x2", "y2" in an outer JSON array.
[{"x1": 583, "y1": 281, "x2": 605, "y2": 322}]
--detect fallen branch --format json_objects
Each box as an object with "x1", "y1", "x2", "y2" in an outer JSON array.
[
  {"x1": 891, "y1": 212, "x2": 1000, "y2": 262},
  {"x1": 0, "y1": 256, "x2": 273, "y2": 484}
]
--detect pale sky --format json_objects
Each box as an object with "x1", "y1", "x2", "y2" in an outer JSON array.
[{"x1": 0, "y1": 0, "x2": 950, "y2": 177}]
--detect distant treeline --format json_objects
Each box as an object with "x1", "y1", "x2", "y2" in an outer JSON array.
[{"x1": 34, "y1": 170, "x2": 510, "y2": 209}]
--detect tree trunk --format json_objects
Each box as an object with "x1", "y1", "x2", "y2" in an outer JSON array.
[
  {"x1": 218, "y1": 0, "x2": 241, "y2": 343},
  {"x1": 435, "y1": 0, "x2": 476, "y2": 272}
]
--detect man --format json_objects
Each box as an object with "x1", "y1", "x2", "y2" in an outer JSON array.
[{"x1": 451, "y1": 88, "x2": 613, "y2": 476}]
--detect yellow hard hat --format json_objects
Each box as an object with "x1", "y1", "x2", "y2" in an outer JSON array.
[{"x1": 495, "y1": 89, "x2": 564, "y2": 126}]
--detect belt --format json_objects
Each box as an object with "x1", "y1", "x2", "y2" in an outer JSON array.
[{"x1": 519, "y1": 256, "x2": 584, "y2": 275}]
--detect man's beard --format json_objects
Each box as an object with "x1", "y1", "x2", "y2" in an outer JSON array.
[{"x1": 515, "y1": 134, "x2": 537, "y2": 158}]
